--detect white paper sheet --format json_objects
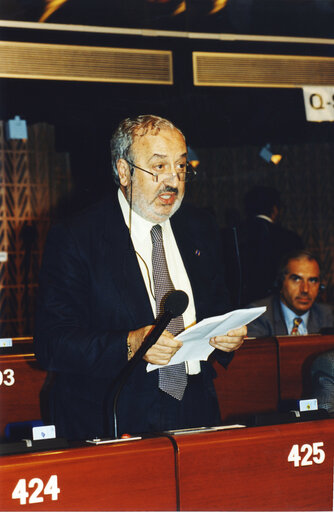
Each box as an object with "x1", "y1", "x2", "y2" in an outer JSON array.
[{"x1": 146, "y1": 306, "x2": 266, "y2": 372}]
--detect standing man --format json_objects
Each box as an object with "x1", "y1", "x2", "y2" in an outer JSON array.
[
  {"x1": 237, "y1": 186, "x2": 304, "y2": 305},
  {"x1": 34, "y1": 115, "x2": 246, "y2": 440},
  {"x1": 247, "y1": 250, "x2": 333, "y2": 337}
]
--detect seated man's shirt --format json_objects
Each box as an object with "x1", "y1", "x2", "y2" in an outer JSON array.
[{"x1": 280, "y1": 301, "x2": 309, "y2": 335}]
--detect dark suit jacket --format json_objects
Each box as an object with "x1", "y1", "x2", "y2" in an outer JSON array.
[
  {"x1": 34, "y1": 194, "x2": 232, "y2": 440},
  {"x1": 247, "y1": 294, "x2": 334, "y2": 337},
  {"x1": 311, "y1": 350, "x2": 334, "y2": 414},
  {"x1": 237, "y1": 217, "x2": 303, "y2": 304}
]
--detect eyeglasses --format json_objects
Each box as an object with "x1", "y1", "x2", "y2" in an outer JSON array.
[{"x1": 125, "y1": 160, "x2": 197, "y2": 183}]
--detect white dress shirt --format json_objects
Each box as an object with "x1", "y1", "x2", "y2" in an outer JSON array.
[
  {"x1": 118, "y1": 189, "x2": 200, "y2": 373},
  {"x1": 256, "y1": 214, "x2": 273, "y2": 223}
]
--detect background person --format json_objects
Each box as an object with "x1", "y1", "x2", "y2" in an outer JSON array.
[
  {"x1": 237, "y1": 186, "x2": 304, "y2": 305},
  {"x1": 247, "y1": 250, "x2": 333, "y2": 337}
]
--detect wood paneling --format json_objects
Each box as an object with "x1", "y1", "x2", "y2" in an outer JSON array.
[
  {"x1": 0, "y1": 351, "x2": 46, "y2": 438},
  {"x1": 213, "y1": 337, "x2": 279, "y2": 422},
  {"x1": 1, "y1": 421, "x2": 333, "y2": 511},
  {"x1": 0, "y1": 121, "x2": 72, "y2": 336},
  {"x1": 176, "y1": 420, "x2": 334, "y2": 511},
  {"x1": 0, "y1": 437, "x2": 177, "y2": 511},
  {"x1": 2, "y1": 335, "x2": 334, "y2": 441},
  {"x1": 277, "y1": 334, "x2": 334, "y2": 401}
]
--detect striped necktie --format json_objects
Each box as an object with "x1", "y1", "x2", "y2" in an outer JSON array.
[
  {"x1": 151, "y1": 224, "x2": 187, "y2": 400},
  {"x1": 291, "y1": 317, "x2": 302, "y2": 335}
]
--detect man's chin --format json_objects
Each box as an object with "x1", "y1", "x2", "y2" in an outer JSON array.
[
  {"x1": 293, "y1": 301, "x2": 312, "y2": 315},
  {"x1": 133, "y1": 200, "x2": 181, "y2": 224},
  {"x1": 153, "y1": 199, "x2": 182, "y2": 222}
]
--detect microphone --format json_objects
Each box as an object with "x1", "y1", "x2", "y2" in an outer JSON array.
[
  {"x1": 112, "y1": 290, "x2": 189, "y2": 438},
  {"x1": 133, "y1": 290, "x2": 188, "y2": 362}
]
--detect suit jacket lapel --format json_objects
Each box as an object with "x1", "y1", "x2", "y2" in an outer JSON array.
[
  {"x1": 273, "y1": 296, "x2": 288, "y2": 335},
  {"x1": 307, "y1": 308, "x2": 318, "y2": 334},
  {"x1": 171, "y1": 209, "x2": 208, "y2": 320},
  {"x1": 102, "y1": 198, "x2": 154, "y2": 326}
]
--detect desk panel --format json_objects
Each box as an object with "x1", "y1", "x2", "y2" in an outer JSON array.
[
  {"x1": 0, "y1": 437, "x2": 177, "y2": 511},
  {"x1": 0, "y1": 354, "x2": 46, "y2": 437},
  {"x1": 213, "y1": 338, "x2": 279, "y2": 422},
  {"x1": 0, "y1": 337, "x2": 34, "y2": 355},
  {"x1": 175, "y1": 419, "x2": 334, "y2": 511},
  {"x1": 1, "y1": 420, "x2": 333, "y2": 511},
  {"x1": 277, "y1": 334, "x2": 334, "y2": 401},
  {"x1": 1, "y1": 337, "x2": 280, "y2": 438}
]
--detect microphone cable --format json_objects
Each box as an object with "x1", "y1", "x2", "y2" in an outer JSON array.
[
  {"x1": 128, "y1": 162, "x2": 156, "y2": 301},
  {"x1": 232, "y1": 226, "x2": 242, "y2": 307}
]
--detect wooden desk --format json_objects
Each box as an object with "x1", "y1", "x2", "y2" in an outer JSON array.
[
  {"x1": 0, "y1": 336, "x2": 279, "y2": 439},
  {"x1": 213, "y1": 337, "x2": 279, "y2": 422},
  {"x1": 0, "y1": 336, "x2": 280, "y2": 439},
  {"x1": 0, "y1": 436, "x2": 177, "y2": 511},
  {"x1": 1, "y1": 420, "x2": 333, "y2": 511},
  {"x1": 0, "y1": 337, "x2": 35, "y2": 355},
  {"x1": 0, "y1": 351, "x2": 46, "y2": 438},
  {"x1": 276, "y1": 334, "x2": 334, "y2": 401},
  {"x1": 176, "y1": 419, "x2": 334, "y2": 511},
  {"x1": 1, "y1": 334, "x2": 334, "y2": 440}
]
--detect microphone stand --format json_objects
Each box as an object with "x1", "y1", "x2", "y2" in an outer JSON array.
[{"x1": 112, "y1": 309, "x2": 174, "y2": 439}]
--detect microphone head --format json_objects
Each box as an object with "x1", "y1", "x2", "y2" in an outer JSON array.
[{"x1": 164, "y1": 290, "x2": 189, "y2": 318}]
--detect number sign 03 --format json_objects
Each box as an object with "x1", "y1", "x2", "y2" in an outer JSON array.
[{"x1": 0, "y1": 368, "x2": 15, "y2": 386}]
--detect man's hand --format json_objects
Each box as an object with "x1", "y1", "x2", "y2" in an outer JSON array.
[
  {"x1": 209, "y1": 325, "x2": 247, "y2": 353},
  {"x1": 127, "y1": 326, "x2": 182, "y2": 365}
]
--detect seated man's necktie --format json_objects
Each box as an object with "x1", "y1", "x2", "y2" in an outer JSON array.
[
  {"x1": 291, "y1": 317, "x2": 302, "y2": 335},
  {"x1": 151, "y1": 224, "x2": 187, "y2": 400}
]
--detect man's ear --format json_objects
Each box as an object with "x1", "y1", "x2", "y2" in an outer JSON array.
[{"x1": 117, "y1": 159, "x2": 131, "y2": 187}]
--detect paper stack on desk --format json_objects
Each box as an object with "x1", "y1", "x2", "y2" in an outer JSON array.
[{"x1": 146, "y1": 306, "x2": 266, "y2": 372}]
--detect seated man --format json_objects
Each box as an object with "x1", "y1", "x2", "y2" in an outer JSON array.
[
  {"x1": 311, "y1": 350, "x2": 334, "y2": 414},
  {"x1": 247, "y1": 250, "x2": 333, "y2": 337}
]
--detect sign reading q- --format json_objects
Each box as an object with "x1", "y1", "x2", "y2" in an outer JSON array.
[{"x1": 303, "y1": 86, "x2": 334, "y2": 122}]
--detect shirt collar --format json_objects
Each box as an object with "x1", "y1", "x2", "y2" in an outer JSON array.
[
  {"x1": 256, "y1": 214, "x2": 273, "y2": 223},
  {"x1": 280, "y1": 300, "x2": 310, "y2": 326}
]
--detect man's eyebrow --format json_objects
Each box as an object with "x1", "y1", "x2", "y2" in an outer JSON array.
[
  {"x1": 289, "y1": 273, "x2": 320, "y2": 280},
  {"x1": 289, "y1": 273, "x2": 302, "y2": 279},
  {"x1": 148, "y1": 152, "x2": 188, "y2": 162},
  {"x1": 148, "y1": 153, "x2": 167, "y2": 161}
]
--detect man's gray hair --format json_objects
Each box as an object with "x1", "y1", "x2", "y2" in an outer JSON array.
[{"x1": 110, "y1": 114, "x2": 185, "y2": 185}]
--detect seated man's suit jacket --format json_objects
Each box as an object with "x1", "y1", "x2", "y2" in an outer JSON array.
[
  {"x1": 247, "y1": 294, "x2": 334, "y2": 337},
  {"x1": 34, "y1": 193, "x2": 232, "y2": 440},
  {"x1": 311, "y1": 350, "x2": 334, "y2": 414}
]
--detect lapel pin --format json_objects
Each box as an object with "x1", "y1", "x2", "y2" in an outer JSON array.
[{"x1": 195, "y1": 249, "x2": 201, "y2": 256}]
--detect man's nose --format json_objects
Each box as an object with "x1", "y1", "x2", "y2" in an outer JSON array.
[
  {"x1": 163, "y1": 172, "x2": 179, "y2": 187},
  {"x1": 300, "y1": 280, "x2": 309, "y2": 293}
]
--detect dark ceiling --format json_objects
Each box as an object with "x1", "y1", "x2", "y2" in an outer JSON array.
[
  {"x1": 1, "y1": 0, "x2": 334, "y2": 39},
  {"x1": 0, "y1": 0, "x2": 333, "y2": 205}
]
